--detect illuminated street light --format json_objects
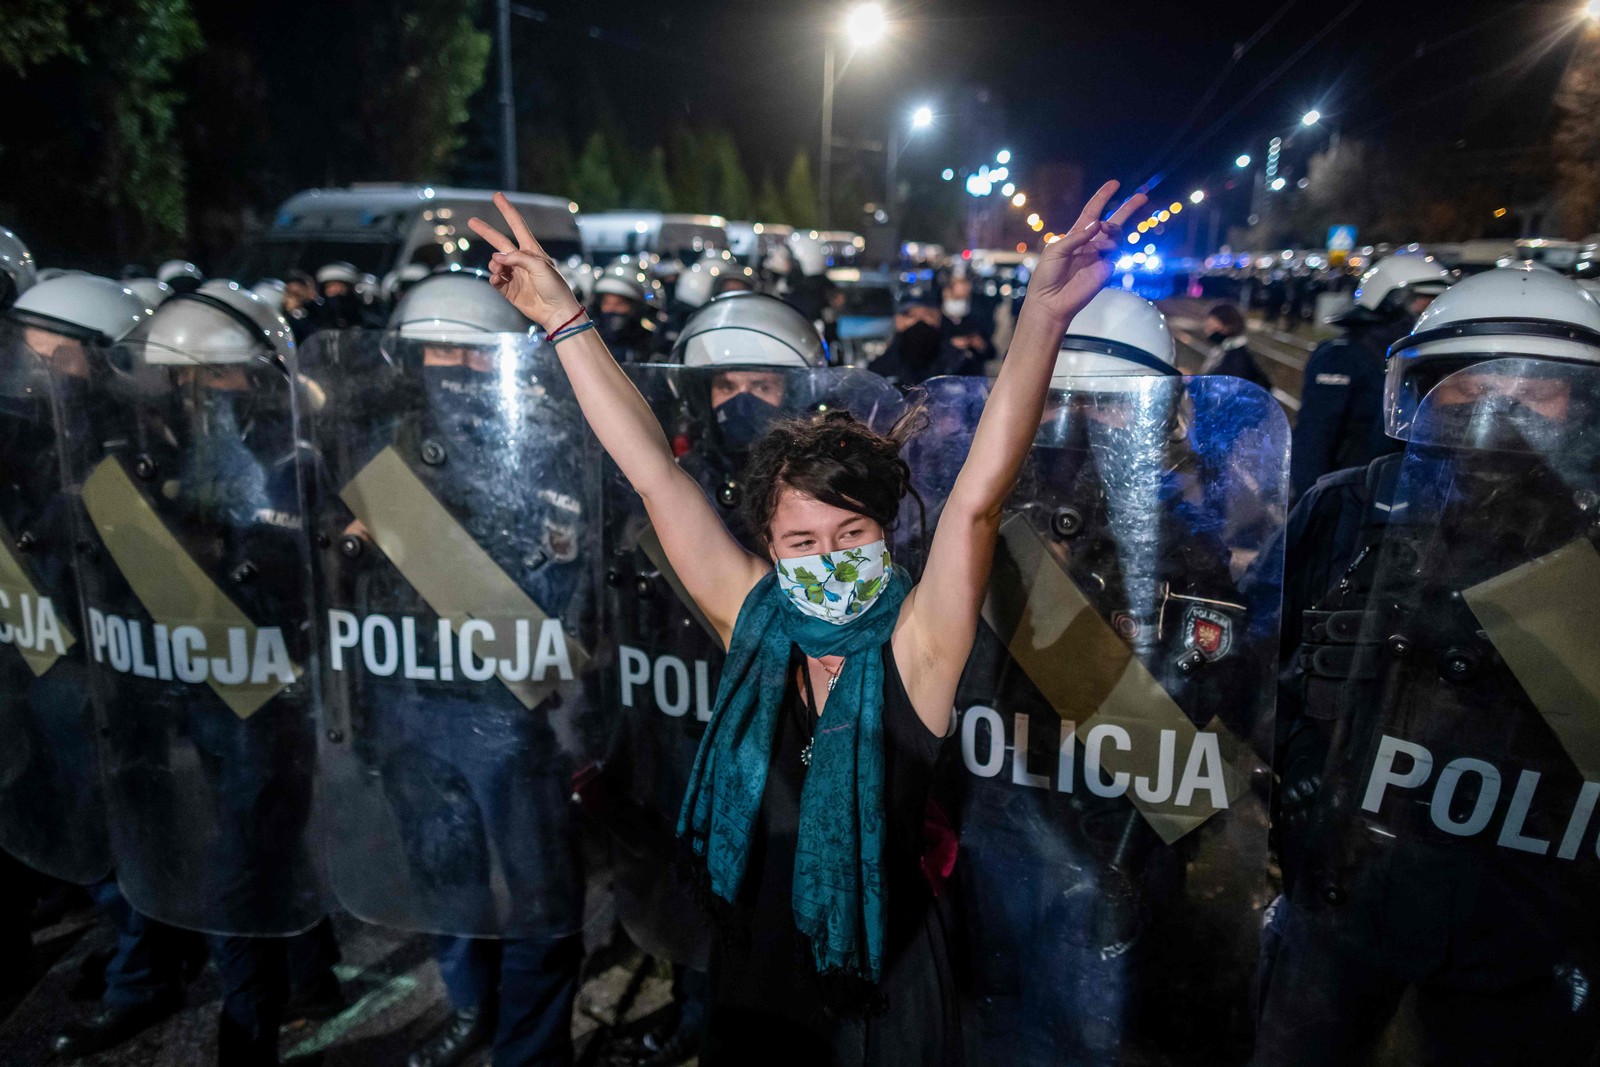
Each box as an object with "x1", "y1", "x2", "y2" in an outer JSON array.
[
  {"x1": 1235, "y1": 154, "x2": 1251, "y2": 168},
  {"x1": 996, "y1": 149, "x2": 1012, "y2": 165},
  {"x1": 1157, "y1": 210, "x2": 1170, "y2": 222},
  {"x1": 1189, "y1": 189, "x2": 1205, "y2": 204},
  {"x1": 1026, "y1": 212, "x2": 1041, "y2": 226},
  {"x1": 1012, "y1": 192, "x2": 1027, "y2": 207},
  {"x1": 1168, "y1": 202, "x2": 1182, "y2": 213},
  {"x1": 1588, "y1": 0, "x2": 1600, "y2": 20},
  {"x1": 1270, "y1": 176, "x2": 1288, "y2": 191},
  {"x1": 911, "y1": 105, "x2": 934, "y2": 129},
  {"x1": 1001, "y1": 182, "x2": 1016, "y2": 197},
  {"x1": 992, "y1": 166, "x2": 1009, "y2": 182},
  {"x1": 1301, "y1": 109, "x2": 1321, "y2": 127},
  {"x1": 1127, "y1": 232, "x2": 1140, "y2": 244},
  {"x1": 941, "y1": 168, "x2": 954, "y2": 181},
  {"x1": 844, "y1": 3, "x2": 888, "y2": 44}
]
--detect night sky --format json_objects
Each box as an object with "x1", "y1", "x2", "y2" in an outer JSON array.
[{"x1": 542, "y1": 0, "x2": 1585, "y2": 199}]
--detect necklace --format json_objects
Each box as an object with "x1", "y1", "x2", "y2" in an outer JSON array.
[{"x1": 799, "y1": 657, "x2": 845, "y2": 769}]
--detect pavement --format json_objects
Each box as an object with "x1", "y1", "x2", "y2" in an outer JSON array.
[{"x1": 2, "y1": 904, "x2": 680, "y2": 1067}]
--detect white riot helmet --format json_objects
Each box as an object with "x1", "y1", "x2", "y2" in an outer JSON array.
[
  {"x1": 673, "y1": 251, "x2": 739, "y2": 310},
  {"x1": 1384, "y1": 264, "x2": 1600, "y2": 441},
  {"x1": 1051, "y1": 289, "x2": 1177, "y2": 385},
  {"x1": 155, "y1": 259, "x2": 204, "y2": 293},
  {"x1": 6, "y1": 274, "x2": 151, "y2": 344},
  {"x1": 0, "y1": 226, "x2": 37, "y2": 310},
  {"x1": 315, "y1": 261, "x2": 362, "y2": 289},
  {"x1": 381, "y1": 262, "x2": 432, "y2": 303},
  {"x1": 673, "y1": 291, "x2": 827, "y2": 368},
  {"x1": 557, "y1": 256, "x2": 596, "y2": 305},
  {"x1": 249, "y1": 278, "x2": 287, "y2": 311},
  {"x1": 789, "y1": 232, "x2": 827, "y2": 277},
  {"x1": 130, "y1": 279, "x2": 294, "y2": 366},
  {"x1": 387, "y1": 270, "x2": 534, "y2": 344},
  {"x1": 125, "y1": 277, "x2": 174, "y2": 309},
  {"x1": 593, "y1": 262, "x2": 654, "y2": 308},
  {"x1": 764, "y1": 242, "x2": 793, "y2": 277},
  {"x1": 1337, "y1": 253, "x2": 1451, "y2": 323}
]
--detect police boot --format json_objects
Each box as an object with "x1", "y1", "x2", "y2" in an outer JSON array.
[
  {"x1": 409, "y1": 1006, "x2": 493, "y2": 1067},
  {"x1": 52, "y1": 997, "x2": 182, "y2": 1058}
]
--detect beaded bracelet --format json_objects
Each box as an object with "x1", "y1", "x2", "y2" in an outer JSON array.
[{"x1": 550, "y1": 319, "x2": 596, "y2": 345}]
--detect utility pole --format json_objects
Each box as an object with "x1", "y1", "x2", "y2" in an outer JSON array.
[
  {"x1": 497, "y1": 0, "x2": 516, "y2": 190},
  {"x1": 820, "y1": 41, "x2": 835, "y2": 228}
]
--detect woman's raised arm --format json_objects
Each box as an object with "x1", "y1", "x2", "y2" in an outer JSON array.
[
  {"x1": 896, "y1": 181, "x2": 1148, "y2": 728},
  {"x1": 470, "y1": 194, "x2": 766, "y2": 642}
]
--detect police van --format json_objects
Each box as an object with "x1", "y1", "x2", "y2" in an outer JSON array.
[
  {"x1": 577, "y1": 211, "x2": 729, "y2": 266},
  {"x1": 726, "y1": 221, "x2": 793, "y2": 266},
  {"x1": 226, "y1": 184, "x2": 583, "y2": 285}
]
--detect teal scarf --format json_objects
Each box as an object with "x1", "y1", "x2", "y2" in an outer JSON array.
[{"x1": 678, "y1": 566, "x2": 910, "y2": 984}]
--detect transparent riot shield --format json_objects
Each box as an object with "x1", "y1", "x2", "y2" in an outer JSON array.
[
  {"x1": 590, "y1": 363, "x2": 905, "y2": 967},
  {"x1": 905, "y1": 374, "x2": 1287, "y2": 1066},
  {"x1": 56, "y1": 331, "x2": 324, "y2": 935},
  {"x1": 304, "y1": 329, "x2": 601, "y2": 938},
  {"x1": 1262, "y1": 359, "x2": 1600, "y2": 1064},
  {"x1": 0, "y1": 324, "x2": 109, "y2": 884}
]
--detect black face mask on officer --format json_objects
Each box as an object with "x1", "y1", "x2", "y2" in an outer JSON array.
[
  {"x1": 714, "y1": 390, "x2": 780, "y2": 453},
  {"x1": 422, "y1": 356, "x2": 499, "y2": 431},
  {"x1": 1206, "y1": 330, "x2": 1229, "y2": 346}
]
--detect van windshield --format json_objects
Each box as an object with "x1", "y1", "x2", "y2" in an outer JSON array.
[{"x1": 458, "y1": 235, "x2": 582, "y2": 271}]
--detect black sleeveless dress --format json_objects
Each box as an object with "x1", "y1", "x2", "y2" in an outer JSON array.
[{"x1": 700, "y1": 642, "x2": 963, "y2": 1066}]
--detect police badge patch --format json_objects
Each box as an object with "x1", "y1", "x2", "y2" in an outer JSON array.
[{"x1": 1183, "y1": 604, "x2": 1233, "y2": 662}]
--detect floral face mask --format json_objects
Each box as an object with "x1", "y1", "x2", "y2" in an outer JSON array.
[{"x1": 774, "y1": 539, "x2": 893, "y2": 626}]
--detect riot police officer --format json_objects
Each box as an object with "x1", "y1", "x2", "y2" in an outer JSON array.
[
  {"x1": 67, "y1": 279, "x2": 341, "y2": 1063},
  {"x1": 930, "y1": 288, "x2": 1285, "y2": 1066},
  {"x1": 1290, "y1": 254, "x2": 1451, "y2": 501},
  {"x1": 1260, "y1": 265, "x2": 1600, "y2": 1064},
  {"x1": 314, "y1": 261, "x2": 380, "y2": 330},
  {"x1": 591, "y1": 261, "x2": 660, "y2": 363},
  {"x1": 306, "y1": 269, "x2": 592, "y2": 1067},
  {"x1": 1, "y1": 273, "x2": 201, "y2": 1056}
]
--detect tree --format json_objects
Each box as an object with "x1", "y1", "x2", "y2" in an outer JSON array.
[
  {"x1": 706, "y1": 132, "x2": 753, "y2": 220},
  {"x1": 0, "y1": 1, "x2": 77, "y2": 76},
  {"x1": 782, "y1": 151, "x2": 819, "y2": 229},
  {"x1": 755, "y1": 172, "x2": 788, "y2": 223},
  {"x1": 570, "y1": 130, "x2": 621, "y2": 212},
  {"x1": 629, "y1": 146, "x2": 674, "y2": 211},
  {"x1": 84, "y1": 0, "x2": 204, "y2": 257},
  {"x1": 352, "y1": 0, "x2": 491, "y2": 182},
  {"x1": 668, "y1": 127, "x2": 713, "y2": 214}
]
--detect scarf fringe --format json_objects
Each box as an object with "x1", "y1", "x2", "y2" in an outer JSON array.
[{"x1": 673, "y1": 833, "x2": 754, "y2": 954}]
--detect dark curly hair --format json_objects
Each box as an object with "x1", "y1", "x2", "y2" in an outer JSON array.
[{"x1": 739, "y1": 409, "x2": 923, "y2": 553}]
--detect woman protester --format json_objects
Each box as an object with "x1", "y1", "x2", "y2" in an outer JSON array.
[
  {"x1": 1201, "y1": 302, "x2": 1272, "y2": 391},
  {"x1": 469, "y1": 180, "x2": 1145, "y2": 1065}
]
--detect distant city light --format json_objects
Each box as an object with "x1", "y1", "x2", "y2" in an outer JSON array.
[
  {"x1": 1012, "y1": 192, "x2": 1027, "y2": 207},
  {"x1": 911, "y1": 105, "x2": 934, "y2": 129},
  {"x1": 1001, "y1": 182, "x2": 1016, "y2": 197},
  {"x1": 1189, "y1": 189, "x2": 1205, "y2": 204},
  {"x1": 1026, "y1": 212, "x2": 1041, "y2": 226},
  {"x1": 941, "y1": 168, "x2": 954, "y2": 181},
  {"x1": 1270, "y1": 176, "x2": 1288, "y2": 191},
  {"x1": 965, "y1": 173, "x2": 991, "y2": 197},
  {"x1": 1030, "y1": 218, "x2": 1044, "y2": 231},
  {"x1": 1127, "y1": 232, "x2": 1140, "y2": 244},
  {"x1": 1235, "y1": 154, "x2": 1251, "y2": 168},
  {"x1": 1494, "y1": 206, "x2": 1509, "y2": 217},
  {"x1": 992, "y1": 167, "x2": 1009, "y2": 182},
  {"x1": 996, "y1": 149, "x2": 1012, "y2": 164},
  {"x1": 1157, "y1": 210, "x2": 1170, "y2": 222},
  {"x1": 1144, "y1": 244, "x2": 1156, "y2": 254},
  {"x1": 1170, "y1": 203, "x2": 1182, "y2": 214},
  {"x1": 1301, "y1": 109, "x2": 1321, "y2": 126}
]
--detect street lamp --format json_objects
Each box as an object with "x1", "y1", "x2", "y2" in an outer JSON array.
[
  {"x1": 1301, "y1": 109, "x2": 1321, "y2": 127},
  {"x1": 1270, "y1": 176, "x2": 1288, "y2": 191},
  {"x1": 1235, "y1": 154, "x2": 1251, "y2": 168},
  {"x1": 821, "y1": 3, "x2": 890, "y2": 227},
  {"x1": 1586, "y1": 0, "x2": 1599, "y2": 20},
  {"x1": 996, "y1": 149, "x2": 1012, "y2": 165},
  {"x1": 912, "y1": 105, "x2": 934, "y2": 129},
  {"x1": 1189, "y1": 190, "x2": 1205, "y2": 204},
  {"x1": 844, "y1": 2, "x2": 888, "y2": 44},
  {"x1": 1012, "y1": 192, "x2": 1027, "y2": 207}
]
